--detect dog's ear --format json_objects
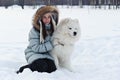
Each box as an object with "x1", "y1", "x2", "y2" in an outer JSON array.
[
  {"x1": 74, "y1": 19, "x2": 79, "y2": 24},
  {"x1": 65, "y1": 18, "x2": 72, "y2": 23}
]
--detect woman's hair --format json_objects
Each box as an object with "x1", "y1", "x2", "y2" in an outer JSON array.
[
  {"x1": 41, "y1": 18, "x2": 54, "y2": 39},
  {"x1": 32, "y1": 6, "x2": 59, "y2": 31}
]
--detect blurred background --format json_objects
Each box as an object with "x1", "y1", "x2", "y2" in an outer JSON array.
[{"x1": 0, "y1": 0, "x2": 120, "y2": 9}]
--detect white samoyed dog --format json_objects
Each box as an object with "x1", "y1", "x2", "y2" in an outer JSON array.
[{"x1": 51, "y1": 18, "x2": 81, "y2": 71}]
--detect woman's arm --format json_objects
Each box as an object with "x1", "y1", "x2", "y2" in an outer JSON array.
[{"x1": 28, "y1": 28, "x2": 53, "y2": 53}]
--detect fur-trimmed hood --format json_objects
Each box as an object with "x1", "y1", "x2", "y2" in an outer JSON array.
[{"x1": 32, "y1": 6, "x2": 59, "y2": 31}]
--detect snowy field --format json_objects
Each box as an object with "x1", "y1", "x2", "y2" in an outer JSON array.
[{"x1": 0, "y1": 6, "x2": 120, "y2": 80}]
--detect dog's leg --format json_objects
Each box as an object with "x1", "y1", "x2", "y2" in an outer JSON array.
[
  {"x1": 52, "y1": 55, "x2": 59, "y2": 69},
  {"x1": 65, "y1": 59, "x2": 73, "y2": 71},
  {"x1": 61, "y1": 57, "x2": 73, "y2": 72},
  {"x1": 16, "y1": 65, "x2": 29, "y2": 74}
]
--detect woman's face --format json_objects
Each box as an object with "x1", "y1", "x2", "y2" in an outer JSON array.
[{"x1": 42, "y1": 13, "x2": 51, "y2": 25}]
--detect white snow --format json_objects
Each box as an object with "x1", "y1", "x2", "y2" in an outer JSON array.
[{"x1": 0, "y1": 6, "x2": 120, "y2": 80}]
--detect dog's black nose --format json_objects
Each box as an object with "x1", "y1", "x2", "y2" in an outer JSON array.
[{"x1": 73, "y1": 32, "x2": 77, "y2": 36}]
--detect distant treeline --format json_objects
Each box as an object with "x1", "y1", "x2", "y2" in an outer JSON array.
[{"x1": 0, "y1": 0, "x2": 120, "y2": 9}]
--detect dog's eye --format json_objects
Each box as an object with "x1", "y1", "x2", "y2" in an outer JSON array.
[{"x1": 69, "y1": 28, "x2": 72, "y2": 30}]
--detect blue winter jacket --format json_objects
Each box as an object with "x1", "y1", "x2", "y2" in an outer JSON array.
[
  {"x1": 25, "y1": 6, "x2": 59, "y2": 64},
  {"x1": 25, "y1": 28, "x2": 54, "y2": 64}
]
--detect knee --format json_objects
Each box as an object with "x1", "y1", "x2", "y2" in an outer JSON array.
[
  {"x1": 31, "y1": 59, "x2": 48, "y2": 72},
  {"x1": 30, "y1": 59, "x2": 57, "y2": 73},
  {"x1": 46, "y1": 59, "x2": 57, "y2": 73}
]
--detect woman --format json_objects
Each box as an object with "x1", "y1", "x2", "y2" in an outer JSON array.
[{"x1": 24, "y1": 6, "x2": 59, "y2": 73}]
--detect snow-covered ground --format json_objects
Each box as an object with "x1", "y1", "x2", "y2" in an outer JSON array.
[{"x1": 0, "y1": 6, "x2": 120, "y2": 80}]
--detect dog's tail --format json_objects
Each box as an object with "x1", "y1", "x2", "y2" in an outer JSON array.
[{"x1": 16, "y1": 65, "x2": 29, "y2": 74}]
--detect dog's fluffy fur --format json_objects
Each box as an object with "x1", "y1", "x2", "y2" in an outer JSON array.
[{"x1": 51, "y1": 18, "x2": 80, "y2": 71}]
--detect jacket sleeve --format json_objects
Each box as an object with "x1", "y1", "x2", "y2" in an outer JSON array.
[{"x1": 28, "y1": 28, "x2": 54, "y2": 53}]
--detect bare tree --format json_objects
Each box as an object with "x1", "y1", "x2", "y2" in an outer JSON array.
[
  {"x1": 108, "y1": 0, "x2": 111, "y2": 9},
  {"x1": 67, "y1": 0, "x2": 73, "y2": 8},
  {"x1": 19, "y1": 0, "x2": 24, "y2": 9},
  {"x1": 98, "y1": 0, "x2": 102, "y2": 8},
  {"x1": 0, "y1": 0, "x2": 14, "y2": 8},
  {"x1": 42, "y1": 0, "x2": 57, "y2": 5},
  {"x1": 79, "y1": 0, "x2": 83, "y2": 8}
]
